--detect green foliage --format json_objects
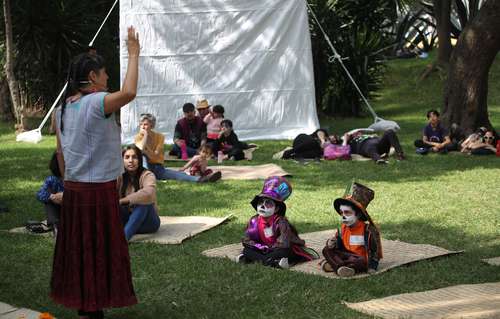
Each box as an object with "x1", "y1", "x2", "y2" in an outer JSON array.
[
  {"x1": 0, "y1": 56, "x2": 499, "y2": 318},
  {"x1": 310, "y1": 0, "x2": 405, "y2": 116},
  {"x1": 0, "y1": 0, "x2": 119, "y2": 109}
]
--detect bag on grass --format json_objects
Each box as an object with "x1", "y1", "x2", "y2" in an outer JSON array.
[{"x1": 324, "y1": 144, "x2": 351, "y2": 160}]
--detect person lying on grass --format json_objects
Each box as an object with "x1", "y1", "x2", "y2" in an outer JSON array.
[
  {"x1": 467, "y1": 130, "x2": 497, "y2": 155},
  {"x1": 321, "y1": 181, "x2": 382, "y2": 278},
  {"x1": 342, "y1": 128, "x2": 406, "y2": 163},
  {"x1": 118, "y1": 145, "x2": 161, "y2": 241},
  {"x1": 236, "y1": 176, "x2": 319, "y2": 268}
]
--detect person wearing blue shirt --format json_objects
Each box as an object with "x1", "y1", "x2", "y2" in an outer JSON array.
[{"x1": 36, "y1": 151, "x2": 64, "y2": 232}]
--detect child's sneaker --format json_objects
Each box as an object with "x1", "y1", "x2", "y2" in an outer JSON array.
[
  {"x1": 278, "y1": 257, "x2": 289, "y2": 269},
  {"x1": 416, "y1": 147, "x2": 429, "y2": 155},
  {"x1": 208, "y1": 171, "x2": 222, "y2": 182},
  {"x1": 337, "y1": 266, "x2": 355, "y2": 277},
  {"x1": 235, "y1": 254, "x2": 245, "y2": 263}
]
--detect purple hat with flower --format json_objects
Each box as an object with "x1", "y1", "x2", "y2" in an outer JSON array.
[{"x1": 250, "y1": 176, "x2": 292, "y2": 215}]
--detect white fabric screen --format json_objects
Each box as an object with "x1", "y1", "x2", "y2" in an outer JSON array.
[{"x1": 119, "y1": 0, "x2": 319, "y2": 143}]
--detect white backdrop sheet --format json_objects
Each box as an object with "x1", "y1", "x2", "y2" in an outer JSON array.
[{"x1": 119, "y1": 0, "x2": 319, "y2": 143}]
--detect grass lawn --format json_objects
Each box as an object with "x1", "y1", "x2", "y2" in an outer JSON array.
[{"x1": 0, "y1": 56, "x2": 499, "y2": 319}]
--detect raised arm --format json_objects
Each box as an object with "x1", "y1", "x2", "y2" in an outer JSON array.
[{"x1": 103, "y1": 27, "x2": 140, "y2": 115}]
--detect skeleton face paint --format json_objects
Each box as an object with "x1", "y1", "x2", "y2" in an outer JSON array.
[
  {"x1": 340, "y1": 204, "x2": 358, "y2": 226},
  {"x1": 257, "y1": 198, "x2": 276, "y2": 217}
]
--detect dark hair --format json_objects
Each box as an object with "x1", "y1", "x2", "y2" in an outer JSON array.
[
  {"x1": 221, "y1": 119, "x2": 233, "y2": 129},
  {"x1": 120, "y1": 145, "x2": 146, "y2": 198},
  {"x1": 212, "y1": 104, "x2": 225, "y2": 115},
  {"x1": 183, "y1": 103, "x2": 195, "y2": 113},
  {"x1": 60, "y1": 53, "x2": 106, "y2": 132},
  {"x1": 426, "y1": 109, "x2": 440, "y2": 119},
  {"x1": 312, "y1": 128, "x2": 329, "y2": 139},
  {"x1": 49, "y1": 151, "x2": 62, "y2": 178},
  {"x1": 482, "y1": 130, "x2": 496, "y2": 144}
]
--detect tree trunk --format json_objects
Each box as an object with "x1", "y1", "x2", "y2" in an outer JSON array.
[
  {"x1": 3, "y1": 0, "x2": 24, "y2": 131},
  {"x1": 0, "y1": 77, "x2": 14, "y2": 121},
  {"x1": 442, "y1": 0, "x2": 500, "y2": 134},
  {"x1": 434, "y1": 0, "x2": 453, "y2": 66}
]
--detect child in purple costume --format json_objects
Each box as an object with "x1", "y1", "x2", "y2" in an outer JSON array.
[{"x1": 236, "y1": 176, "x2": 318, "y2": 268}]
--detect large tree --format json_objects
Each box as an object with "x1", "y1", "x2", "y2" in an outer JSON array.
[{"x1": 441, "y1": 0, "x2": 500, "y2": 133}]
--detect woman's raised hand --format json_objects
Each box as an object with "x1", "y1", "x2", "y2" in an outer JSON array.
[{"x1": 127, "y1": 26, "x2": 140, "y2": 58}]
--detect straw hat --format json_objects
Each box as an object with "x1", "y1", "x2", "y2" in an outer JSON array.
[{"x1": 196, "y1": 99, "x2": 210, "y2": 109}]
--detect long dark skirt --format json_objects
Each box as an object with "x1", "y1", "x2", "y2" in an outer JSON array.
[{"x1": 50, "y1": 180, "x2": 137, "y2": 312}]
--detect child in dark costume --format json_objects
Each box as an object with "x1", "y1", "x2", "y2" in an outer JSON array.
[
  {"x1": 237, "y1": 176, "x2": 318, "y2": 268},
  {"x1": 321, "y1": 181, "x2": 383, "y2": 277},
  {"x1": 217, "y1": 119, "x2": 251, "y2": 161}
]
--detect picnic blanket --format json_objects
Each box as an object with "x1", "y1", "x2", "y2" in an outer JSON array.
[
  {"x1": 9, "y1": 216, "x2": 230, "y2": 245},
  {"x1": 344, "y1": 282, "x2": 500, "y2": 319},
  {"x1": 205, "y1": 164, "x2": 290, "y2": 180},
  {"x1": 130, "y1": 215, "x2": 231, "y2": 244},
  {"x1": 202, "y1": 230, "x2": 463, "y2": 279},
  {"x1": 0, "y1": 302, "x2": 47, "y2": 319},
  {"x1": 482, "y1": 257, "x2": 500, "y2": 266},
  {"x1": 272, "y1": 147, "x2": 372, "y2": 161},
  {"x1": 165, "y1": 144, "x2": 258, "y2": 162}
]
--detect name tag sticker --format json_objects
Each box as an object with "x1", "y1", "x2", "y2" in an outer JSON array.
[
  {"x1": 264, "y1": 227, "x2": 273, "y2": 238},
  {"x1": 350, "y1": 235, "x2": 365, "y2": 246}
]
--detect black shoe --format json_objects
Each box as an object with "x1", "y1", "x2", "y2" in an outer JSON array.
[{"x1": 208, "y1": 171, "x2": 222, "y2": 182}]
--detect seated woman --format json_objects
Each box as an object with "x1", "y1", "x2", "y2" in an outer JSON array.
[
  {"x1": 236, "y1": 177, "x2": 318, "y2": 268},
  {"x1": 204, "y1": 104, "x2": 225, "y2": 152},
  {"x1": 468, "y1": 130, "x2": 497, "y2": 155},
  {"x1": 118, "y1": 145, "x2": 161, "y2": 241},
  {"x1": 344, "y1": 128, "x2": 405, "y2": 163},
  {"x1": 135, "y1": 113, "x2": 217, "y2": 183}
]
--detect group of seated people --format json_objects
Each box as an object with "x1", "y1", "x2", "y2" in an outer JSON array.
[
  {"x1": 277, "y1": 109, "x2": 498, "y2": 163},
  {"x1": 235, "y1": 177, "x2": 381, "y2": 278},
  {"x1": 136, "y1": 99, "x2": 255, "y2": 183},
  {"x1": 414, "y1": 109, "x2": 498, "y2": 156},
  {"x1": 35, "y1": 105, "x2": 498, "y2": 246}
]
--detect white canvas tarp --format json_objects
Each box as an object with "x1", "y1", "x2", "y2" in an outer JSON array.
[{"x1": 119, "y1": 0, "x2": 319, "y2": 143}]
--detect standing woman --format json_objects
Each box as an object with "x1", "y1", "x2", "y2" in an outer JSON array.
[{"x1": 51, "y1": 27, "x2": 140, "y2": 319}]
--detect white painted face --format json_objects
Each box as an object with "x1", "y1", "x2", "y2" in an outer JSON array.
[
  {"x1": 340, "y1": 204, "x2": 358, "y2": 226},
  {"x1": 257, "y1": 198, "x2": 276, "y2": 217}
]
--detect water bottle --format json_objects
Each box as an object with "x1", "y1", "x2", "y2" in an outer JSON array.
[{"x1": 217, "y1": 151, "x2": 224, "y2": 164}]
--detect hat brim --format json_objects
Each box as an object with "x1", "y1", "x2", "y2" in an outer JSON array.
[
  {"x1": 251, "y1": 195, "x2": 286, "y2": 216},
  {"x1": 333, "y1": 198, "x2": 368, "y2": 221}
]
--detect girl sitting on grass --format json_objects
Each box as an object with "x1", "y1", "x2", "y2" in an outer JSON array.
[
  {"x1": 181, "y1": 145, "x2": 222, "y2": 179},
  {"x1": 118, "y1": 145, "x2": 161, "y2": 241}
]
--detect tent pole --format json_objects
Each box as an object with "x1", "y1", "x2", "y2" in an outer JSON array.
[{"x1": 305, "y1": 1, "x2": 380, "y2": 121}]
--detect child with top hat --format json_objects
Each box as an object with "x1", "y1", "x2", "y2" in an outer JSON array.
[
  {"x1": 321, "y1": 181, "x2": 382, "y2": 277},
  {"x1": 236, "y1": 176, "x2": 319, "y2": 268}
]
